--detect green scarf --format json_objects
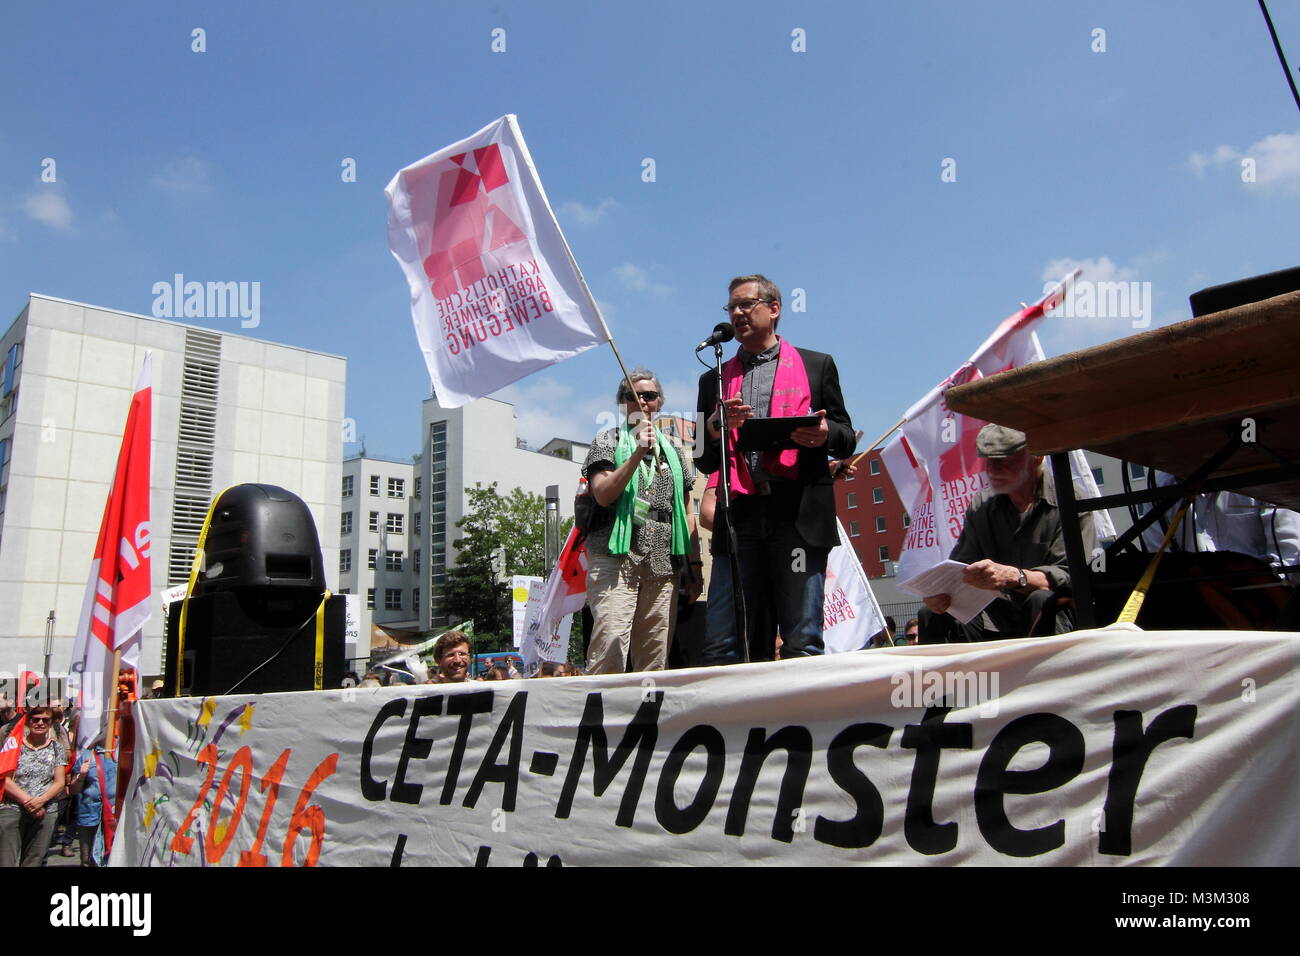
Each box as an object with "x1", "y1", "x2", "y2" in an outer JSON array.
[{"x1": 609, "y1": 422, "x2": 690, "y2": 558}]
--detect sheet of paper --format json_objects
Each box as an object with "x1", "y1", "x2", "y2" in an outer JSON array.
[{"x1": 897, "y1": 559, "x2": 998, "y2": 624}]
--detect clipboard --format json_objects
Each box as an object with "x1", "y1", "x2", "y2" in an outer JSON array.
[{"x1": 737, "y1": 415, "x2": 821, "y2": 452}]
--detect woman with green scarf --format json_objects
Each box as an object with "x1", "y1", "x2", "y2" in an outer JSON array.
[{"x1": 581, "y1": 369, "x2": 695, "y2": 674}]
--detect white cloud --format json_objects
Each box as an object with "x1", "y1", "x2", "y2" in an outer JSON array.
[
  {"x1": 557, "y1": 197, "x2": 617, "y2": 226},
  {"x1": 1037, "y1": 255, "x2": 1161, "y2": 355},
  {"x1": 495, "y1": 377, "x2": 612, "y2": 449},
  {"x1": 495, "y1": 373, "x2": 699, "y2": 449},
  {"x1": 151, "y1": 156, "x2": 214, "y2": 195},
  {"x1": 1188, "y1": 130, "x2": 1300, "y2": 189},
  {"x1": 613, "y1": 262, "x2": 671, "y2": 296},
  {"x1": 24, "y1": 190, "x2": 73, "y2": 229},
  {"x1": 1040, "y1": 255, "x2": 1138, "y2": 286}
]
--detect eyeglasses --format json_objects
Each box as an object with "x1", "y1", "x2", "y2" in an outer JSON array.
[
  {"x1": 723, "y1": 297, "x2": 769, "y2": 315},
  {"x1": 27, "y1": 717, "x2": 51, "y2": 724},
  {"x1": 622, "y1": 390, "x2": 660, "y2": 403}
]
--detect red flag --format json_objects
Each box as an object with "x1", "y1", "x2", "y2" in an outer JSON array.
[
  {"x1": 0, "y1": 714, "x2": 25, "y2": 778},
  {"x1": 16, "y1": 671, "x2": 39, "y2": 712},
  {"x1": 70, "y1": 355, "x2": 152, "y2": 752}
]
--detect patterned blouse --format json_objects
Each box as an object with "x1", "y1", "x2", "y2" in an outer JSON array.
[
  {"x1": 581, "y1": 428, "x2": 694, "y2": 577},
  {"x1": 10, "y1": 737, "x2": 66, "y2": 800}
]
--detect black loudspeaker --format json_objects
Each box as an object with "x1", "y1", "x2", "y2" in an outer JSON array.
[
  {"x1": 164, "y1": 592, "x2": 347, "y2": 696},
  {"x1": 1189, "y1": 265, "x2": 1300, "y2": 317},
  {"x1": 200, "y1": 484, "x2": 327, "y2": 592},
  {"x1": 162, "y1": 483, "x2": 343, "y2": 696}
]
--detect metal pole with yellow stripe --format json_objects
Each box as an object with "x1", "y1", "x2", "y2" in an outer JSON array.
[{"x1": 1116, "y1": 497, "x2": 1193, "y2": 625}]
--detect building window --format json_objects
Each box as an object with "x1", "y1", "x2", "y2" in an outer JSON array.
[
  {"x1": 1091, "y1": 467, "x2": 1104, "y2": 486},
  {"x1": 368, "y1": 511, "x2": 380, "y2": 532},
  {"x1": 388, "y1": 477, "x2": 405, "y2": 498},
  {"x1": 340, "y1": 512, "x2": 352, "y2": 535},
  {"x1": 414, "y1": 512, "x2": 422, "y2": 537},
  {"x1": 338, "y1": 588, "x2": 350, "y2": 595},
  {"x1": 413, "y1": 588, "x2": 420, "y2": 614},
  {"x1": 873, "y1": 487, "x2": 884, "y2": 505},
  {"x1": 369, "y1": 475, "x2": 380, "y2": 496},
  {"x1": 414, "y1": 476, "x2": 423, "y2": 497},
  {"x1": 870, "y1": 459, "x2": 881, "y2": 476},
  {"x1": 903, "y1": 512, "x2": 911, "y2": 528},
  {"x1": 366, "y1": 588, "x2": 375, "y2": 610},
  {"x1": 385, "y1": 588, "x2": 402, "y2": 611},
  {"x1": 339, "y1": 549, "x2": 351, "y2": 573},
  {"x1": 368, "y1": 549, "x2": 378, "y2": 570},
  {"x1": 342, "y1": 475, "x2": 353, "y2": 498},
  {"x1": 414, "y1": 550, "x2": 421, "y2": 573},
  {"x1": 846, "y1": 492, "x2": 857, "y2": 509},
  {"x1": 1129, "y1": 461, "x2": 1146, "y2": 480},
  {"x1": 385, "y1": 550, "x2": 403, "y2": 572},
  {"x1": 849, "y1": 521, "x2": 860, "y2": 537},
  {"x1": 876, "y1": 517, "x2": 887, "y2": 533},
  {"x1": 386, "y1": 512, "x2": 404, "y2": 534},
  {"x1": 878, "y1": 545, "x2": 890, "y2": 562}
]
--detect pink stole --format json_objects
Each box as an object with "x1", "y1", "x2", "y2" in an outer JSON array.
[{"x1": 716, "y1": 339, "x2": 812, "y2": 496}]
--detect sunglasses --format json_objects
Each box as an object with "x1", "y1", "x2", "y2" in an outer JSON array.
[{"x1": 27, "y1": 717, "x2": 51, "y2": 724}]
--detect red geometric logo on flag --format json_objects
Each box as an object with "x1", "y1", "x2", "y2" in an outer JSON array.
[{"x1": 422, "y1": 144, "x2": 529, "y2": 299}]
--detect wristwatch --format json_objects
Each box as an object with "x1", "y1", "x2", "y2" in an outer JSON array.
[{"x1": 1005, "y1": 568, "x2": 1028, "y2": 594}]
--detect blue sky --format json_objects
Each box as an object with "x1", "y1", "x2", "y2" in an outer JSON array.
[{"x1": 4, "y1": 1, "x2": 1298, "y2": 460}]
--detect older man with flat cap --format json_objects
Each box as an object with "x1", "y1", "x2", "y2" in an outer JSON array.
[{"x1": 922, "y1": 423, "x2": 1096, "y2": 642}]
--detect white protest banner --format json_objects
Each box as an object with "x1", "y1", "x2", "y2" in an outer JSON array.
[
  {"x1": 881, "y1": 272, "x2": 1114, "y2": 587},
  {"x1": 386, "y1": 115, "x2": 609, "y2": 407},
  {"x1": 111, "y1": 629, "x2": 1297, "y2": 866},
  {"x1": 513, "y1": 575, "x2": 542, "y2": 649},
  {"x1": 521, "y1": 528, "x2": 586, "y2": 673},
  {"x1": 823, "y1": 520, "x2": 887, "y2": 652}
]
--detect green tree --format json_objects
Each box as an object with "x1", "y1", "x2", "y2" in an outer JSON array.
[{"x1": 443, "y1": 482, "x2": 555, "y2": 653}]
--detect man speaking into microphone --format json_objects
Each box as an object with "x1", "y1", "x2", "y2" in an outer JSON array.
[{"x1": 695, "y1": 274, "x2": 855, "y2": 664}]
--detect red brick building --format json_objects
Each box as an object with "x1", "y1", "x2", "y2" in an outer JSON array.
[{"x1": 833, "y1": 449, "x2": 910, "y2": 577}]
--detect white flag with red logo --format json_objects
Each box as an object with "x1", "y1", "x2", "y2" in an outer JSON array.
[
  {"x1": 70, "y1": 354, "x2": 152, "y2": 751},
  {"x1": 823, "y1": 520, "x2": 888, "y2": 653},
  {"x1": 881, "y1": 273, "x2": 1114, "y2": 588},
  {"x1": 521, "y1": 527, "x2": 588, "y2": 672},
  {"x1": 386, "y1": 115, "x2": 609, "y2": 407}
]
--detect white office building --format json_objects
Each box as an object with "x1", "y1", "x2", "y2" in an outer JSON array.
[
  {"x1": 338, "y1": 455, "x2": 418, "y2": 646},
  {"x1": 416, "y1": 396, "x2": 586, "y2": 628},
  {"x1": 0, "y1": 294, "x2": 346, "y2": 677}
]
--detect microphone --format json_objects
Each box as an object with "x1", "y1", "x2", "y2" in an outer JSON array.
[{"x1": 695, "y1": 322, "x2": 735, "y2": 351}]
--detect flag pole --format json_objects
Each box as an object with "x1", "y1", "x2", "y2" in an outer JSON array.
[
  {"x1": 542, "y1": 176, "x2": 653, "y2": 446},
  {"x1": 847, "y1": 416, "x2": 906, "y2": 469},
  {"x1": 105, "y1": 648, "x2": 122, "y2": 754}
]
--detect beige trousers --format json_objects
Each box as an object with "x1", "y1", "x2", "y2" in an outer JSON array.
[{"x1": 585, "y1": 551, "x2": 677, "y2": 674}]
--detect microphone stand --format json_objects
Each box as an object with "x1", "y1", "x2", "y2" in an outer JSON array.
[{"x1": 709, "y1": 342, "x2": 750, "y2": 664}]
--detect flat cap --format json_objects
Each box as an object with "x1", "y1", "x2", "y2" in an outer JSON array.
[{"x1": 975, "y1": 423, "x2": 1027, "y2": 458}]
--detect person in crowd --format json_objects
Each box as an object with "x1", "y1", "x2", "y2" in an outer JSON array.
[
  {"x1": 67, "y1": 743, "x2": 116, "y2": 867},
  {"x1": 432, "y1": 631, "x2": 472, "y2": 683},
  {"x1": 922, "y1": 424, "x2": 1096, "y2": 641},
  {"x1": 902, "y1": 618, "x2": 920, "y2": 645},
  {"x1": 696, "y1": 274, "x2": 855, "y2": 664},
  {"x1": 480, "y1": 665, "x2": 510, "y2": 681},
  {"x1": 49, "y1": 703, "x2": 76, "y2": 858},
  {"x1": 534, "y1": 661, "x2": 561, "y2": 678},
  {"x1": 868, "y1": 616, "x2": 898, "y2": 649},
  {"x1": 582, "y1": 368, "x2": 696, "y2": 674},
  {"x1": 359, "y1": 671, "x2": 383, "y2": 688},
  {"x1": 0, "y1": 705, "x2": 67, "y2": 867}
]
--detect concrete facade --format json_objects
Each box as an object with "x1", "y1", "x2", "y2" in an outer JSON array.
[{"x1": 0, "y1": 294, "x2": 346, "y2": 676}]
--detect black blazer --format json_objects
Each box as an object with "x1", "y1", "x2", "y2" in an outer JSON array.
[{"x1": 695, "y1": 345, "x2": 855, "y2": 549}]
